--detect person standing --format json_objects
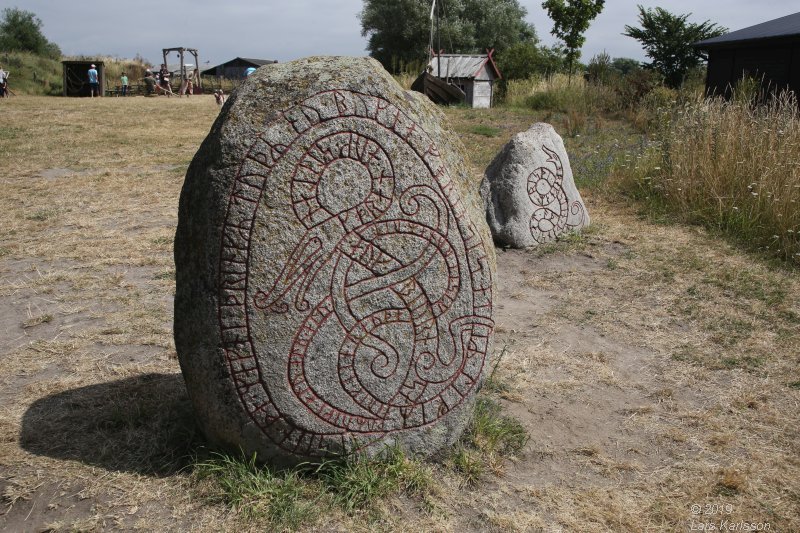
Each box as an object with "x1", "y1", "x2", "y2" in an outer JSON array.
[
  {"x1": 120, "y1": 72, "x2": 129, "y2": 96},
  {"x1": 187, "y1": 68, "x2": 198, "y2": 96},
  {"x1": 0, "y1": 66, "x2": 8, "y2": 98},
  {"x1": 143, "y1": 70, "x2": 156, "y2": 95},
  {"x1": 88, "y1": 64, "x2": 99, "y2": 97},
  {"x1": 158, "y1": 63, "x2": 173, "y2": 96}
]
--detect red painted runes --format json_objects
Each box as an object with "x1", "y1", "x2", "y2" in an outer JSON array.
[{"x1": 218, "y1": 90, "x2": 493, "y2": 456}]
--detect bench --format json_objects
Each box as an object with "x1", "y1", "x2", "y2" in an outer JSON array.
[{"x1": 105, "y1": 84, "x2": 144, "y2": 96}]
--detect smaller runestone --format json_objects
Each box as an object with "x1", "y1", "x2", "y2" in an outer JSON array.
[{"x1": 481, "y1": 123, "x2": 590, "y2": 248}]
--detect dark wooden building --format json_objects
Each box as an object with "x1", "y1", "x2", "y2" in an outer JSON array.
[
  {"x1": 694, "y1": 12, "x2": 800, "y2": 98},
  {"x1": 62, "y1": 60, "x2": 105, "y2": 97},
  {"x1": 201, "y1": 57, "x2": 277, "y2": 79}
]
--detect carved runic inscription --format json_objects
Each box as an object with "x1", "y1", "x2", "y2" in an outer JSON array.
[
  {"x1": 217, "y1": 90, "x2": 493, "y2": 456},
  {"x1": 527, "y1": 145, "x2": 587, "y2": 244}
]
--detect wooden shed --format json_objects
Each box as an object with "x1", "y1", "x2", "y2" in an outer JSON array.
[
  {"x1": 201, "y1": 57, "x2": 278, "y2": 80},
  {"x1": 426, "y1": 51, "x2": 502, "y2": 108},
  {"x1": 62, "y1": 60, "x2": 105, "y2": 97},
  {"x1": 694, "y1": 12, "x2": 800, "y2": 98}
]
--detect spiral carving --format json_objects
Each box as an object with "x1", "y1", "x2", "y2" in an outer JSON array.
[{"x1": 217, "y1": 90, "x2": 493, "y2": 456}]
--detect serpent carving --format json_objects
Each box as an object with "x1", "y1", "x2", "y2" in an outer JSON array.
[
  {"x1": 217, "y1": 89, "x2": 493, "y2": 456},
  {"x1": 527, "y1": 145, "x2": 587, "y2": 243}
]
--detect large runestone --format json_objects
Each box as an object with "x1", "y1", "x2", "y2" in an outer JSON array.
[{"x1": 174, "y1": 57, "x2": 495, "y2": 463}]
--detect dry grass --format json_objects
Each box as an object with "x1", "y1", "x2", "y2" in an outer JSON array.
[
  {"x1": 614, "y1": 91, "x2": 800, "y2": 265},
  {"x1": 503, "y1": 73, "x2": 620, "y2": 118},
  {"x1": 503, "y1": 73, "x2": 584, "y2": 107},
  {"x1": 0, "y1": 94, "x2": 798, "y2": 531}
]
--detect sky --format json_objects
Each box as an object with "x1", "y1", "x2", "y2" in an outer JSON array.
[{"x1": 15, "y1": 1, "x2": 800, "y2": 69}]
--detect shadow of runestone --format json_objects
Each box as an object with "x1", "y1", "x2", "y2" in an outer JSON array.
[{"x1": 20, "y1": 373, "x2": 200, "y2": 476}]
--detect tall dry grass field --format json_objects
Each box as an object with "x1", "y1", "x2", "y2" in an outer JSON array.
[
  {"x1": 616, "y1": 92, "x2": 800, "y2": 265},
  {"x1": 503, "y1": 73, "x2": 619, "y2": 117}
]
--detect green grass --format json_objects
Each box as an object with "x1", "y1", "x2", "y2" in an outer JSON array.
[
  {"x1": 191, "y1": 395, "x2": 528, "y2": 528},
  {"x1": 153, "y1": 269, "x2": 175, "y2": 280},
  {"x1": 192, "y1": 446, "x2": 433, "y2": 528},
  {"x1": 25, "y1": 209, "x2": 59, "y2": 221},
  {"x1": 526, "y1": 226, "x2": 598, "y2": 257},
  {"x1": 312, "y1": 447, "x2": 432, "y2": 513},
  {"x1": 468, "y1": 124, "x2": 502, "y2": 137},
  {"x1": 193, "y1": 452, "x2": 319, "y2": 529},
  {"x1": 1, "y1": 50, "x2": 63, "y2": 96},
  {"x1": 449, "y1": 397, "x2": 528, "y2": 485}
]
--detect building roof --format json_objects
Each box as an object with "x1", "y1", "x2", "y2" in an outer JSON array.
[
  {"x1": 694, "y1": 11, "x2": 800, "y2": 48},
  {"x1": 238, "y1": 58, "x2": 279, "y2": 66},
  {"x1": 428, "y1": 53, "x2": 501, "y2": 80},
  {"x1": 201, "y1": 57, "x2": 278, "y2": 76}
]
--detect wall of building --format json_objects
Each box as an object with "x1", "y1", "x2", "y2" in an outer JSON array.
[
  {"x1": 706, "y1": 41, "x2": 800, "y2": 98},
  {"x1": 472, "y1": 80, "x2": 492, "y2": 108}
]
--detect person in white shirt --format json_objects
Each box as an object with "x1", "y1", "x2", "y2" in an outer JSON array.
[{"x1": 0, "y1": 67, "x2": 9, "y2": 98}]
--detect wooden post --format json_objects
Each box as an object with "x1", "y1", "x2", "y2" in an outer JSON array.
[{"x1": 193, "y1": 50, "x2": 202, "y2": 93}]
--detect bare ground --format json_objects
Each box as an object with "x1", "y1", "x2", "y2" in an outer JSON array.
[{"x1": 1, "y1": 96, "x2": 798, "y2": 532}]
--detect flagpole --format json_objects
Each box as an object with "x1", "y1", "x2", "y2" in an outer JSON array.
[
  {"x1": 428, "y1": 0, "x2": 436, "y2": 66},
  {"x1": 435, "y1": 0, "x2": 441, "y2": 78}
]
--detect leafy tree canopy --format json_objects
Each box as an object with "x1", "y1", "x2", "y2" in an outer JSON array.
[
  {"x1": 541, "y1": 0, "x2": 605, "y2": 76},
  {"x1": 495, "y1": 41, "x2": 565, "y2": 80},
  {"x1": 360, "y1": 0, "x2": 536, "y2": 72},
  {"x1": 623, "y1": 5, "x2": 726, "y2": 88},
  {"x1": 611, "y1": 57, "x2": 641, "y2": 75},
  {"x1": 0, "y1": 7, "x2": 61, "y2": 59}
]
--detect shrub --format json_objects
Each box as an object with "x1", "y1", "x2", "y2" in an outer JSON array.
[
  {"x1": 524, "y1": 89, "x2": 563, "y2": 110},
  {"x1": 614, "y1": 68, "x2": 661, "y2": 109}
]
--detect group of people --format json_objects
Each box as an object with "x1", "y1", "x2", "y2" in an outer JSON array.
[
  {"x1": 89, "y1": 62, "x2": 199, "y2": 97},
  {"x1": 81, "y1": 62, "x2": 233, "y2": 106},
  {"x1": 0, "y1": 65, "x2": 9, "y2": 98},
  {"x1": 141, "y1": 64, "x2": 199, "y2": 97}
]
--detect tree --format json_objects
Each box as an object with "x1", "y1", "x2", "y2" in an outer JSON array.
[
  {"x1": 623, "y1": 6, "x2": 726, "y2": 88},
  {"x1": 0, "y1": 7, "x2": 61, "y2": 59},
  {"x1": 541, "y1": 0, "x2": 605, "y2": 78},
  {"x1": 611, "y1": 57, "x2": 641, "y2": 75},
  {"x1": 495, "y1": 41, "x2": 565, "y2": 80},
  {"x1": 460, "y1": 0, "x2": 537, "y2": 52},
  {"x1": 360, "y1": 0, "x2": 536, "y2": 72}
]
